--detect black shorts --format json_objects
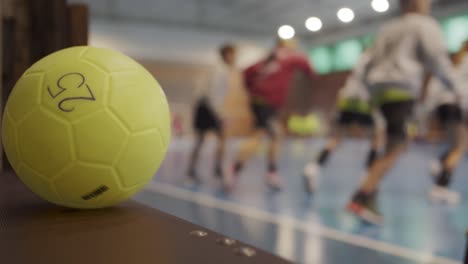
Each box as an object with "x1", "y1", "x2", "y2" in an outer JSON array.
[
  {"x1": 380, "y1": 100, "x2": 414, "y2": 140},
  {"x1": 193, "y1": 99, "x2": 221, "y2": 133},
  {"x1": 435, "y1": 104, "x2": 462, "y2": 126},
  {"x1": 337, "y1": 111, "x2": 374, "y2": 127},
  {"x1": 250, "y1": 102, "x2": 277, "y2": 132}
]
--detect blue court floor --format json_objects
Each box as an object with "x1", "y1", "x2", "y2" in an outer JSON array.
[{"x1": 134, "y1": 138, "x2": 466, "y2": 264}]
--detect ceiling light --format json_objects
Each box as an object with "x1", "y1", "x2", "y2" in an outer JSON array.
[
  {"x1": 337, "y1": 7, "x2": 355, "y2": 23},
  {"x1": 278, "y1": 25, "x2": 295, "y2": 40},
  {"x1": 305, "y1": 17, "x2": 323, "y2": 32},
  {"x1": 372, "y1": 0, "x2": 390, "y2": 13}
]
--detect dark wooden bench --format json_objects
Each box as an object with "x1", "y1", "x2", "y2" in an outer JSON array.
[{"x1": 0, "y1": 173, "x2": 290, "y2": 264}]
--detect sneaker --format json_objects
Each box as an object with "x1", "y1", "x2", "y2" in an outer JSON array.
[
  {"x1": 429, "y1": 159, "x2": 442, "y2": 178},
  {"x1": 303, "y1": 162, "x2": 320, "y2": 194},
  {"x1": 429, "y1": 185, "x2": 460, "y2": 205},
  {"x1": 346, "y1": 192, "x2": 384, "y2": 226},
  {"x1": 266, "y1": 171, "x2": 282, "y2": 191}
]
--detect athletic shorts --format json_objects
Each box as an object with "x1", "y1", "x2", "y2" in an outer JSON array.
[
  {"x1": 435, "y1": 104, "x2": 462, "y2": 126},
  {"x1": 337, "y1": 111, "x2": 374, "y2": 127},
  {"x1": 250, "y1": 101, "x2": 277, "y2": 133},
  {"x1": 193, "y1": 99, "x2": 221, "y2": 133},
  {"x1": 335, "y1": 98, "x2": 373, "y2": 127},
  {"x1": 379, "y1": 100, "x2": 414, "y2": 140}
]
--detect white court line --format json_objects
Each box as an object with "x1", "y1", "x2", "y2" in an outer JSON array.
[{"x1": 145, "y1": 182, "x2": 461, "y2": 264}]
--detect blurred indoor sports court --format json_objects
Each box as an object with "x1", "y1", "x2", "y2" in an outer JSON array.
[{"x1": 1, "y1": 0, "x2": 468, "y2": 263}]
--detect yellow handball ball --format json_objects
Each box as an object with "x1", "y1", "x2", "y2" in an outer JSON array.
[{"x1": 2, "y1": 46, "x2": 171, "y2": 209}]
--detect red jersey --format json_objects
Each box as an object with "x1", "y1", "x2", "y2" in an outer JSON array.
[{"x1": 243, "y1": 47, "x2": 316, "y2": 109}]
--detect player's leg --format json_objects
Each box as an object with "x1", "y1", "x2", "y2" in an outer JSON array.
[
  {"x1": 265, "y1": 119, "x2": 283, "y2": 190},
  {"x1": 430, "y1": 104, "x2": 464, "y2": 204},
  {"x1": 360, "y1": 136, "x2": 407, "y2": 192},
  {"x1": 302, "y1": 136, "x2": 342, "y2": 194},
  {"x1": 214, "y1": 127, "x2": 226, "y2": 179},
  {"x1": 347, "y1": 100, "x2": 413, "y2": 225},
  {"x1": 187, "y1": 132, "x2": 205, "y2": 182},
  {"x1": 187, "y1": 99, "x2": 208, "y2": 181},
  {"x1": 364, "y1": 112, "x2": 383, "y2": 168},
  {"x1": 200, "y1": 101, "x2": 225, "y2": 179},
  {"x1": 303, "y1": 135, "x2": 343, "y2": 194},
  {"x1": 348, "y1": 132, "x2": 407, "y2": 225},
  {"x1": 227, "y1": 102, "x2": 266, "y2": 190},
  {"x1": 366, "y1": 134, "x2": 380, "y2": 168},
  {"x1": 318, "y1": 133, "x2": 342, "y2": 166},
  {"x1": 319, "y1": 110, "x2": 354, "y2": 166},
  {"x1": 223, "y1": 128, "x2": 264, "y2": 190},
  {"x1": 232, "y1": 129, "x2": 264, "y2": 174},
  {"x1": 302, "y1": 111, "x2": 346, "y2": 193},
  {"x1": 428, "y1": 105, "x2": 454, "y2": 175},
  {"x1": 232, "y1": 102, "x2": 270, "y2": 176}
]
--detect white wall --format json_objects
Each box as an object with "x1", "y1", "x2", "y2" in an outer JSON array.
[{"x1": 89, "y1": 18, "x2": 275, "y2": 68}]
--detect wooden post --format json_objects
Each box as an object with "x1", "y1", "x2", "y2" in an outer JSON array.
[
  {"x1": 1, "y1": 0, "x2": 90, "y2": 173},
  {"x1": 11, "y1": 0, "x2": 31, "y2": 82},
  {"x1": 0, "y1": 0, "x2": 4, "y2": 173},
  {"x1": 68, "y1": 3, "x2": 89, "y2": 46},
  {"x1": 29, "y1": 0, "x2": 68, "y2": 63},
  {"x1": 1, "y1": 0, "x2": 18, "y2": 172}
]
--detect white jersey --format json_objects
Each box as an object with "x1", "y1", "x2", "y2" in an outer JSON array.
[
  {"x1": 426, "y1": 77, "x2": 457, "y2": 111},
  {"x1": 426, "y1": 55, "x2": 468, "y2": 111},
  {"x1": 458, "y1": 56, "x2": 468, "y2": 109},
  {"x1": 365, "y1": 14, "x2": 458, "y2": 98},
  {"x1": 338, "y1": 51, "x2": 371, "y2": 101},
  {"x1": 197, "y1": 64, "x2": 231, "y2": 116}
]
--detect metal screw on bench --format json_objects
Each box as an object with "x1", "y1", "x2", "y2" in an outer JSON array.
[
  {"x1": 234, "y1": 246, "x2": 256, "y2": 257},
  {"x1": 189, "y1": 230, "x2": 208, "y2": 237},
  {"x1": 216, "y1": 237, "x2": 236, "y2": 246}
]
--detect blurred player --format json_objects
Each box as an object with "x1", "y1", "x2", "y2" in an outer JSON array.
[
  {"x1": 346, "y1": 0, "x2": 460, "y2": 225},
  {"x1": 187, "y1": 44, "x2": 237, "y2": 183},
  {"x1": 303, "y1": 50, "x2": 383, "y2": 194},
  {"x1": 459, "y1": 41, "x2": 468, "y2": 111},
  {"x1": 427, "y1": 40, "x2": 468, "y2": 203},
  {"x1": 227, "y1": 38, "x2": 316, "y2": 191}
]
